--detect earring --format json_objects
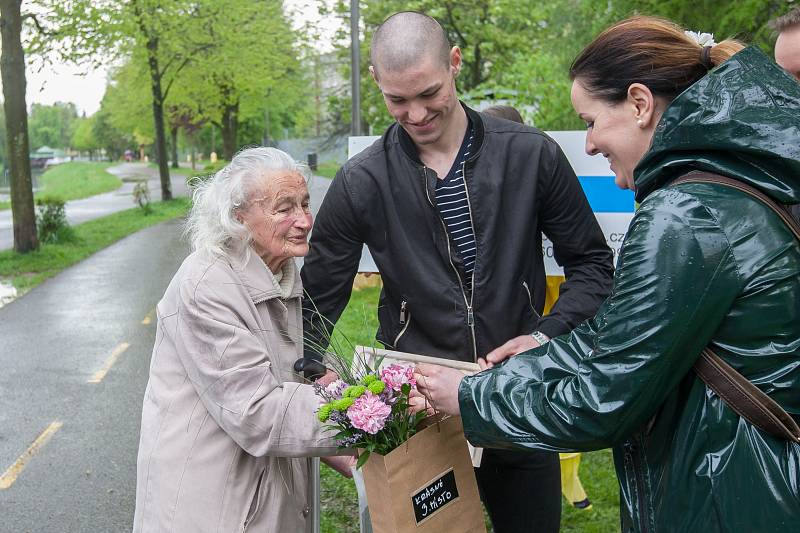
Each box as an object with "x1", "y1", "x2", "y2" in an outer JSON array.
[{"x1": 637, "y1": 119, "x2": 644, "y2": 127}]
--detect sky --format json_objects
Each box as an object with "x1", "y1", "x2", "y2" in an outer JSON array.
[
  {"x1": 26, "y1": 62, "x2": 108, "y2": 116},
  {"x1": 23, "y1": 0, "x2": 340, "y2": 116}
]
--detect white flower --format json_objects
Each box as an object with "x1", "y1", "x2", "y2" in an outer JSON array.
[{"x1": 684, "y1": 30, "x2": 716, "y2": 47}]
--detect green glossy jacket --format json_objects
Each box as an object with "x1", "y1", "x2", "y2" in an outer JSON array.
[{"x1": 459, "y1": 47, "x2": 800, "y2": 532}]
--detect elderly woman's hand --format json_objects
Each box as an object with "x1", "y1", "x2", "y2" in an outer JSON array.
[
  {"x1": 321, "y1": 455, "x2": 357, "y2": 478},
  {"x1": 412, "y1": 363, "x2": 469, "y2": 417},
  {"x1": 315, "y1": 370, "x2": 340, "y2": 387}
]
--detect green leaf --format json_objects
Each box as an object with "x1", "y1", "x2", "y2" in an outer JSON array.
[{"x1": 356, "y1": 450, "x2": 371, "y2": 469}]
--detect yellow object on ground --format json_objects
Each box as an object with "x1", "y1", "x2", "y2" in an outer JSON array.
[
  {"x1": 559, "y1": 453, "x2": 592, "y2": 509},
  {"x1": 546, "y1": 276, "x2": 592, "y2": 510}
]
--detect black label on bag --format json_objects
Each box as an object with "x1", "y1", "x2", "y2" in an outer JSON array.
[{"x1": 411, "y1": 468, "x2": 459, "y2": 524}]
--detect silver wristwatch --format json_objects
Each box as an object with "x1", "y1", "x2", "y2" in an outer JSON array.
[{"x1": 530, "y1": 330, "x2": 550, "y2": 345}]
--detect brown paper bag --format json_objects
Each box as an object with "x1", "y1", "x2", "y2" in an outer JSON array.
[{"x1": 361, "y1": 416, "x2": 486, "y2": 533}]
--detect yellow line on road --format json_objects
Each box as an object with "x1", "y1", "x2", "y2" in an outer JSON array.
[
  {"x1": 141, "y1": 309, "x2": 154, "y2": 325},
  {"x1": 0, "y1": 421, "x2": 63, "y2": 490},
  {"x1": 87, "y1": 342, "x2": 130, "y2": 383}
]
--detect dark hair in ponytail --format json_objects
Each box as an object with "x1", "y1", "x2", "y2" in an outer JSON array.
[{"x1": 570, "y1": 16, "x2": 745, "y2": 103}]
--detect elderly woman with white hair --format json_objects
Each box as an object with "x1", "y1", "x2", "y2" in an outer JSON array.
[{"x1": 133, "y1": 147, "x2": 351, "y2": 533}]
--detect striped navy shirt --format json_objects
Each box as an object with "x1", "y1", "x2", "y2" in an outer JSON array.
[{"x1": 435, "y1": 123, "x2": 476, "y2": 291}]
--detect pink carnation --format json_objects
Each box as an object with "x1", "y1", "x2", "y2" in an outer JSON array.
[
  {"x1": 380, "y1": 364, "x2": 416, "y2": 392},
  {"x1": 347, "y1": 392, "x2": 391, "y2": 434}
]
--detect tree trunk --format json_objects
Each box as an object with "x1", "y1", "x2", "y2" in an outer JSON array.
[
  {"x1": 170, "y1": 125, "x2": 178, "y2": 169},
  {"x1": 221, "y1": 101, "x2": 239, "y2": 161},
  {"x1": 0, "y1": 0, "x2": 38, "y2": 252},
  {"x1": 145, "y1": 35, "x2": 172, "y2": 201}
]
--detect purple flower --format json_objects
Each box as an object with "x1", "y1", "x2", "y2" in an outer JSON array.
[
  {"x1": 346, "y1": 392, "x2": 391, "y2": 434},
  {"x1": 324, "y1": 379, "x2": 348, "y2": 399}
]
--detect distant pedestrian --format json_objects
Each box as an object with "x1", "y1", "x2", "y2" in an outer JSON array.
[{"x1": 482, "y1": 104, "x2": 525, "y2": 124}]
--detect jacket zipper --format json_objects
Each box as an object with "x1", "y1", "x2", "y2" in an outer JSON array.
[
  {"x1": 460, "y1": 161, "x2": 479, "y2": 360},
  {"x1": 624, "y1": 438, "x2": 650, "y2": 533},
  {"x1": 423, "y1": 165, "x2": 478, "y2": 362},
  {"x1": 521, "y1": 280, "x2": 542, "y2": 320},
  {"x1": 393, "y1": 300, "x2": 411, "y2": 347}
]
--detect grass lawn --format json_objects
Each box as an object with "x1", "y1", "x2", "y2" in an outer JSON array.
[
  {"x1": 39, "y1": 162, "x2": 120, "y2": 200},
  {"x1": 154, "y1": 160, "x2": 227, "y2": 178},
  {"x1": 315, "y1": 161, "x2": 340, "y2": 179},
  {"x1": 320, "y1": 285, "x2": 620, "y2": 532},
  {"x1": 0, "y1": 198, "x2": 191, "y2": 294},
  {"x1": 0, "y1": 162, "x2": 121, "y2": 211}
]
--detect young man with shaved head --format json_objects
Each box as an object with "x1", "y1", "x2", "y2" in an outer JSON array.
[{"x1": 302, "y1": 12, "x2": 613, "y2": 532}]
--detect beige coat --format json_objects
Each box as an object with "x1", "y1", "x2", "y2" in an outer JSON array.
[{"x1": 133, "y1": 250, "x2": 338, "y2": 533}]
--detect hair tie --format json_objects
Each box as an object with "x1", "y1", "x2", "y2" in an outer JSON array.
[{"x1": 700, "y1": 45, "x2": 713, "y2": 70}]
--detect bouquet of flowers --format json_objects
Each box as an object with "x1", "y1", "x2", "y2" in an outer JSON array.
[
  {"x1": 314, "y1": 361, "x2": 427, "y2": 468},
  {"x1": 303, "y1": 313, "x2": 485, "y2": 533}
]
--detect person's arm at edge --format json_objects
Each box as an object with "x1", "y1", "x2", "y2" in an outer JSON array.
[
  {"x1": 482, "y1": 140, "x2": 613, "y2": 367},
  {"x1": 537, "y1": 140, "x2": 614, "y2": 339},
  {"x1": 301, "y1": 166, "x2": 365, "y2": 361},
  {"x1": 461, "y1": 194, "x2": 740, "y2": 451}
]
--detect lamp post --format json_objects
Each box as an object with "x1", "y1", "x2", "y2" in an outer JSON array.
[{"x1": 350, "y1": 0, "x2": 361, "y2": 136}]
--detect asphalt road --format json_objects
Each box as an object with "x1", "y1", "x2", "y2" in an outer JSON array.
[
  {"x1": 0, "y1": 172, "x2": 335, "y2": 532},
  {"x1": 0, "y1": 219, "x2": 190, "y2": 532}
]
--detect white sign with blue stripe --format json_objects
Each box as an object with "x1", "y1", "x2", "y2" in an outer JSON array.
[
  {"x1": 544, "y1": 131, "x2": 633, "y2": 275},
  {"x1": 347, "y1": 132, "x2": 634, "y2": 275}
]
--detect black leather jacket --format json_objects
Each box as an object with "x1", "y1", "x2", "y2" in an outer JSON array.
[{"x1": 302, "y1": 105, "x2": 613, "y2": 362}]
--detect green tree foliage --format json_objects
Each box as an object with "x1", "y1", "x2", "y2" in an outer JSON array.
[
  {"x1": 56, "y1": 1, "x2": 310, "y2": 166},
  {"x1": 327, "y1": 0, "x2": 790, "y2": 132},
  {"x1": 70, "y1": 115, "x2": 99, "y2": 157},
  {"x1": 172, "y1": 0, "x2": 311, "y2": 159},
  {"x1": 91, "y1": 107, "x2": 136, "y2": 161},
  {"x1": 28, "y1": 102, "x2": 78, "y2": 150},
  {"x1": 100, "y1": 58, "x2": 155, "y2": 147},
  {"x1": 36, "y1": 0, "x2": 223, "y2": 199}
]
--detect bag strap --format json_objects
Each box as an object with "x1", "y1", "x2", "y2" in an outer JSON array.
[
  {"x1": 694, "y1": 347, "x2": 800, "y2": 442},
  {"x1": 672, "y1": 171, "x2": 800, "y2": 443},
  {"x1": 672, "y1": 172, "x2": 800, "y2": 240}
]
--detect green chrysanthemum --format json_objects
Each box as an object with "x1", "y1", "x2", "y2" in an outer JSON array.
[
  {"x1": 343, "y1": 385, "x2": 367, "y2": 398},
  {"x1": 361, "y1": 374, "x2": 378, "y2": 385},
  {"x1": 332, "y1": 397, "x2": 355, "y2": 410},
  {"x1": 367, "y1": 380, "x2": 386, "y2": 395},
  {"x1": 317, "y1": 403, "x2": 333, "y2": 422}
]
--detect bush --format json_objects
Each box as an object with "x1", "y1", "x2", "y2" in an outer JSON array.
[
  {"x1": 132, "y1": 181, "x2": 152, "y2": 215},
  {"x1": 36, "y1": 197, "x2": 77, "y2": 244}
]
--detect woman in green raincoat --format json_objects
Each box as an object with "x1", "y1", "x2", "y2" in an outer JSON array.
[{"x1": 412, "y1": 16, "x2": 800, "y2": 532}]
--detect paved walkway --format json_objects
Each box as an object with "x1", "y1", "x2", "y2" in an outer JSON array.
[
  {"x1": 0, "y1": 163, "x2": 190, "y2": 251},
  {"x1": 0, "y1": 219, "x2": 190, "y2": 531}
]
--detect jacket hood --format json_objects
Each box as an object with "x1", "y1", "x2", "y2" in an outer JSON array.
[{"x1": 635, "y1": 46, "x2": 800, "y2": 204}]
